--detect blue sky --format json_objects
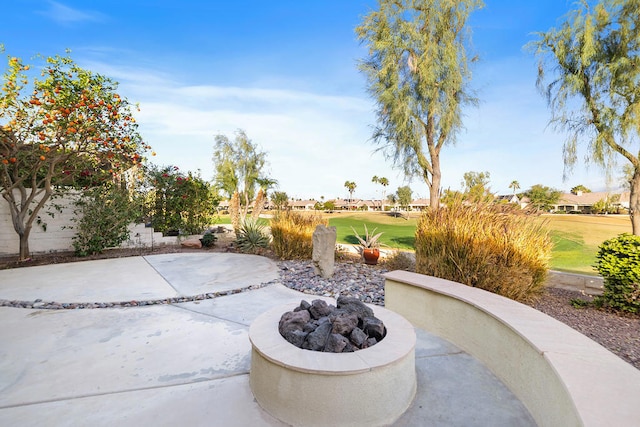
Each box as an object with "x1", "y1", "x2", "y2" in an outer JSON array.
[{"x1": 1, "y1": 0, "x2": 622, "y2": 200}]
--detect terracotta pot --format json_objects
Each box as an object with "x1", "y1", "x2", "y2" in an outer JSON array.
[{"x1": 363, "y1": 248, "x2": 380, "y2": 265}]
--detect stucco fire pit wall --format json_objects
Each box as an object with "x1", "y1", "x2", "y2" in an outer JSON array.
[{"x1": 249, "y1": 303, "x2": 416, "y2": 427}]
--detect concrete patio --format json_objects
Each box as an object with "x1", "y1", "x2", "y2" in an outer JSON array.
[{"x1": 0, "y1": 253, "x2": 535, "y2": 426}]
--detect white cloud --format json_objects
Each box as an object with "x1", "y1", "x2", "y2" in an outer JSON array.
[
  {"x1": 41, "y1": 1, "x2": 105, "y2": 25},
  {"x1": 78, "y1": 57, "x2": 612, "y2": 201},
  {"x1": 88, "y1": 63, "x2": 395, "y2": 199}
]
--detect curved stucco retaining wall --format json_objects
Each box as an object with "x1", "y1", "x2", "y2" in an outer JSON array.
[
  {"x1": 384, "y1": 270, "x2": 640, "y2": 427},
  {"x1": 249, "y1": 303, "x2": 416, "y2": 427}
]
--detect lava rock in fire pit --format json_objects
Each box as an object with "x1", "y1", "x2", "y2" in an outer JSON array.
[
  {"x1": 363, "y1": 316, "x2": 386, "y2": 341},
  {"x1": 309, "y1": 299, "x2": 333, "y2": 319},
  {"x1": 278, "y1": 299, "x2": 386, "y2": 353},
  {"x1": 330, "y1": 312, "x2": 358, "y2": 335},
  {"x1": 303, "y1": 322, "x2": 332, "y2": 351},
  {"x1": 336, "y1": 296, "x2": 374, "y2": 319}
]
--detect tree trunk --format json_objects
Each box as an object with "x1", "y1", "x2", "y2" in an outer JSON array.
[
  {"x1": 3, "y1": 191, "x2": 30, "y2": 261},
  {"x1": 630, "y1": 168, "x2": 640, "y2": 235},
  {"x1": 242, "y1": 191, "x2": 250, "y2": 222},
  {"x1": 19, "y1": 228, "x2": 31, "y2": 261},
  {"x1": 429, "y1": 155, "x2": 442, "y2": 209}
]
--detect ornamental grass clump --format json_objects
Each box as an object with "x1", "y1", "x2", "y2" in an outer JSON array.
[
  {"x1": 593, "y1": 234, "x2": 640, "y2": 314},
  {"x1": 415, "y1": 203, "x2": 552, "y2": 303},
  {"x1": 270, "y1": 211, "x2": 328, "y2": 259},
  {"x1": 382, "y1": 250, "x2": 415, "y2": 272}
]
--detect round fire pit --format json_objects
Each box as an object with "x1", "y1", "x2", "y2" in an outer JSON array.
[{"x1": 249, "y1": 301, "x2": 416, "y2": 427}]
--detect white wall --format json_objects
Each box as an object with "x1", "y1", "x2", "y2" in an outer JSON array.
[
  {"x1": 0, "y1": 190, "x2": 78, "y2": 256},
  {"x1": 0, "y1": 190, "x2": 179, "y2": 257}
]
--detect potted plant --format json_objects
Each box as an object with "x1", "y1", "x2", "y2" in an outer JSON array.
[{"x1": 350, "y1": 224, "x2": 384, "y2": 265}]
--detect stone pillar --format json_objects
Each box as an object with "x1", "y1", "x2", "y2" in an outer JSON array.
[{"x1": 312, "y1": 225, "x2": 337, "y2": 278}]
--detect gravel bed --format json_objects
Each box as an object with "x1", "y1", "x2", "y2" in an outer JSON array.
[
  {"x1": 529, "y1": 287, "x2": 639, "y2": 370},
  {"x1": 276, "y1": 260, "x2": 387, "y2": 305}
]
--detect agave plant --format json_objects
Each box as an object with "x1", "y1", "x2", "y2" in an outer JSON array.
[
  {"x1": 350, "y1": 224, "x2": 384, "y2": 249},
  {"x1": 236, "y1": 218, "x2": 270, "y2": 253}
]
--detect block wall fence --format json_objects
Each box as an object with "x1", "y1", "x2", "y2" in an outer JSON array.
[{"x1": 0, "y1": 190, "x2": 176, "y2": 257}]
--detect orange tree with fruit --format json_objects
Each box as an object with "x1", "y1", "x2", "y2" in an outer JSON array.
[{"x1": 0, "y1": 49, "x2": 150, "y2": 260}]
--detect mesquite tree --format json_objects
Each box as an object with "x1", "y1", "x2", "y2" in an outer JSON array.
[
  {"x1": 0, "y1": 50, "x2": 148, "y2": 260},
  {"x1": 533, "y1": 0, "x2": 640, "y2": 234},
  {"x1": 356, "y1": 0, "x2": 483, "y2": 209}
]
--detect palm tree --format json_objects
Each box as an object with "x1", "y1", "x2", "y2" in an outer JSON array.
[
  {"x1": 372, "y1": 176, "x2": 380, "y2": 208},
  {"x1": 509, "y1": 180, "x2": 520, "y2": 195},
  {"x1": 344, "y1": 181, "x2": 357, "y2": 209},
  {"x1": 379, "y1": 177, "x2": 389, "y2": 209},
  {"x1": 372, "y1": 176, "x2": 390, "y2": 210}
]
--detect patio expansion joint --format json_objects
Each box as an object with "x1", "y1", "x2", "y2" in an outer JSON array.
[
  {"x1": 415, "y1": 350, "x2": 465, "y2": 360},
  {"x1": 141, "y1": 256, "x2": 181, "y2": 296},
  {"x1": 169, "y1": 303, "x2": 251, "y2": 327},
  {"x1": 0, "y1": 371, "x2": 250, "y2": 411}
]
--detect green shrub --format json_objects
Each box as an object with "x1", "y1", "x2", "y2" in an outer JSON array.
[
  {"x1": 570, "y1": 298, "x2": 591, "y2": 309},
  {"x1": 415, "y1": 203, "x2": 552, "y2": 303},
  {"x1": 270, "y1": 211, "x2": 328, "y2": 259},
  {"x1": 593, "y1": 234, "x2": 640, "y2": 314},
  {"x1": 236, "y1": 218, "x2": 270, "y2": 253},
  {"x1": 71, "y1": 184, "x2": 141, "y2": 256},
  {"x1": 143, "y1": 165, "x2": 219, "y2": 235},
  {"x1": 200, "y1": 232, "x2": 217, "y2": 248}
]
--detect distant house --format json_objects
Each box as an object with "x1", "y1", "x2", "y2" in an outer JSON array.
[
  {"x1": 618, "y1": 192, "x2": 630, "y2": 210},
  {"x1": 333, "y1": 198, "x2": 349, "y2": 210},
  {"x1": 408, "y1": 198, "x2": 430, "y2": 211},
  {"x1": 554, "y1": 191, "x2": 629, "y2": 213},
  {"x1": 356, "y1": 199, "x2": 379, "y2": 210},
  {"x1": 518, "y1": 196, "x2": 531, "y2": 210},
  {"x1": 333, "y1": 198, "x2": 362, "y2": 210},
  {"x1": 289, "y1": 199, "x2": 317, "y2": 210},
  {"x1": 495, "y1": 194, "x2": 520, "y2": 204},
  {"x1": 367, "y1": 199, "x2": 385, "y2": 211}
]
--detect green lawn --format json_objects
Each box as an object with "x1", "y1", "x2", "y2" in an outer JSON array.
[
  {"x1": 216, "y1": 215, "x2": 268, "y2": 226},
  {"x1": 219, "y1": 211, "x2": 633, "y2": 275},
  {"x1": 327, "y1": 212, "x2": 418, "y2": 250},
  {"x1": 543, "y1": 214, "x2": 631, "y2": 274}
]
